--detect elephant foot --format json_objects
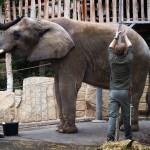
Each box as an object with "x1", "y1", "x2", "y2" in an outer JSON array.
[
  {"x1": 56, "y1": 119, "x2": 78, "y2": 133},
  {"x1": 120, "y1": 124, "x2": 139, "y2": 132},
  {"x1": 57, "y1": 126, "x2": 78, "y2": 133}
]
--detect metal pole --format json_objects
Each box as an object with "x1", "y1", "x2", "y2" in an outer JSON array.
[{"x1": 96, "y1": 88, "x2": 102, "y2": 120}]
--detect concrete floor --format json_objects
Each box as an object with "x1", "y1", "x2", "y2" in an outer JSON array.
[{"x1": 2, "y1": 120, "x2": 150, "y2": 145}]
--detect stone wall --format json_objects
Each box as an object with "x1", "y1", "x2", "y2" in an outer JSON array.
[{"x1": 0, "y1": 76, "x2": 148, "y2": 123}]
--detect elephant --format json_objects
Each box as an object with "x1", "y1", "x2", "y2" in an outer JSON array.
[{"x1": 0, "y1": 17, "x2": 149, "y2": 133}]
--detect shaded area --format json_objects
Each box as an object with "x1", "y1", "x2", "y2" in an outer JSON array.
[{"x1": 0, "y1": 120, "x2": 149, "y2": 150}]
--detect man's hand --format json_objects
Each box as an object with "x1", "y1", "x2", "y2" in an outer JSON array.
[{"x1": 114, "y1": 31, "x2": 122, "y2": 40}]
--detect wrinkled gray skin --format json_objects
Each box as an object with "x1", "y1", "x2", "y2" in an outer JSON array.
[{"x1": 0, "y1": 17, "x2": 149, "y2": 133}]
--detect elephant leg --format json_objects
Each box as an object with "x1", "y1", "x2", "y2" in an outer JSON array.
[
  {"x1": 54, "y1": 74, "x2": 64, "y2": 132},
  {"x1": 57, "y1": 72, "x2": 83, "y2": 133}
]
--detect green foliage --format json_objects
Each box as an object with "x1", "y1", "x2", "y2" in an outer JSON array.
[{"x1": 0, "y1": 0, "x2": 4, "y2": 6}]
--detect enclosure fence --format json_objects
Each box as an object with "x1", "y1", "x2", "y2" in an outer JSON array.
[{"x1": 0, "y1": 0, "x2": 150, "y2": 24}]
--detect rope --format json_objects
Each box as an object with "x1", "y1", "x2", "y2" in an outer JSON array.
[{"x1": 0, "y1": 62, "x2": 52, "y2": 74}]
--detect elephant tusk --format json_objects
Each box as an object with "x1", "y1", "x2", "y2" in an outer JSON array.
[{"x1": 0, "y1": 49, "x2": 4, "y2": 54}]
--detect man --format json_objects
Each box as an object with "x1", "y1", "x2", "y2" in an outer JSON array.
[
  {"x1": 107, "y1": 30, "x2": 133, "y2": 141},
  {"x1": 0, "y1": 16, "x2": 23, "y2": 138}
]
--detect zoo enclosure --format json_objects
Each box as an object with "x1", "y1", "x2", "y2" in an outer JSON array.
[{"x1": 0, "y1": 0, "x2": 150, "y2": 24}]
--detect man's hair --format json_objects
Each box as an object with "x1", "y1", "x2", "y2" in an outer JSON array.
[{"x1": 113, "y1": 42, "x2": 127, "y2": 55}]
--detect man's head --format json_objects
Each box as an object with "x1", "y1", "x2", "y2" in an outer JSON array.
[{"x1": 113, "y1": 42, "x2": 127, "y2": 55}]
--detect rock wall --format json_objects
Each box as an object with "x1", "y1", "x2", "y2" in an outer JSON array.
[{"x1": 0, "y1": 76, "x2": 148, "y2": 123}]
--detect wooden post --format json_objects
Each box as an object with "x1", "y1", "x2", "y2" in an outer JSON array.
[
  {"x1": 25, "y1": 0, "x2": 29, "y2": 17},
  {"x1": 105, "y1": 0, "x2": 109, "y2": 22},
  {"x1": 73, "y1": 0, "x2": 77, "y2": 19},
  {"x1": 141, "y1": 0, "x2": 144, "y2": 21},
  {"x1": 64, "y1": 0, "x2": 70, "y2": 18},
  {"x1": 133, "y1": 0, "x2": 138, "y2": 21},
  {"x1": 52, "y1": 0, "x2": 55, "y2": 18},
  {"x1": 90, "y1": 0, "x2": 95, "y2": 22},
  {"x1": 112, "y1": 0, "x2": 117, "y2": 22},
  {"x1": 82, "y1": 0, "x2": 87, "y2": 21},
  {"x1": 5, "y1": 0, "x2": 13, "y2": 92},
  {"x1": 38, "y1": 0, "x2": 42, "y2": 19},
  {"x1": 58, "y1": 0, "x2": 61, "y2": 17},
  {"x1": 12, "y1": 0, "x2": 16, "y2": 20},
  {"x1": 98, "y1": 0, "x2": 103, "y2": 22},
  {"x1": 77, "y1": 0, "x2": 81, "y2": 20},
  {"x1": 30, "y1": 0, "x2": 36, "y2": 18},
  {"x1": 18, "y1": 0, "x2": 23, "y2": 17},
  {"x1": 44, "y1": 0, "x2": 49, "y2": 19},
  {"x1": 147, "y1": 0, "x2": 150, "y2": 21},
  {"x1": 126, "y1": 0, "x2": 130, "y2": 21}
]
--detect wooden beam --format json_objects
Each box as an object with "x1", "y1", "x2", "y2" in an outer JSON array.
[
  {"x1": 73, "y1": 0, "x2": 77, "y2": 19},
  {"x1": 58, "y1": 0, "x2": 61, "y2": 17},
  {"x1": 77, "y1": 0, "x2": 81, "y2": 20},
  {"x1": 133, "y1": 0, "x2": 138, "y2": 21},
  {"x1": 82, "y1": 0, "x2": 87, "y2": 21},
  {"x1": 64, "y1": 0, "x2": 70, "y2": 18},
  {"x1": 90, "y1": 0, "x2": 95, "y2": 22},
  {"x1": 98, "y1": 0, "x2": 103, "y2": 22},
  {"x1": 38, "y1": 0, "x2": 41, "y2": 19},
  {"x1": 25, "y1": 0, "x2": 29, "y2": 17},
  {"x1": 112, "y1": 0, "x2": 117, "y2": 22},
  {"x1": 141, "y1": 0, "x2": 144, "y2": 20},
  {"x1": 105, "y1": 0, "x2": 109, "y2": 22},
  {"x1": 12, "y1": 1, "x2": 16, "y2": 20},
  {"x1": 126, "y1": 0, "x2": 130, "y2": 21},
  {"x1": 18, "y1": 0, "x2": 23, "y2": 17},
  {"x1": 30, "y1": 0, "x2": 36, "y2": 18},
  {"x1": 44, "y1": 0, "x2": 49, "y2": 19},
  {"x1": 52, "y1": 0, "x2": 55, "y2": 18},
  {"x1": 147, "y1": 0, "x2": 150, "y2": 21}
]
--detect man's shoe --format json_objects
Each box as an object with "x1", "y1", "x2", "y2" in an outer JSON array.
[{"x1": 107, "y1": 136, "x2": 114, "y2": 142}]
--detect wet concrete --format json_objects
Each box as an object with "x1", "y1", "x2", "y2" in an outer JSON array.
[{"x1": 0, "y1": 120, "x2": 149, "y2": 150}]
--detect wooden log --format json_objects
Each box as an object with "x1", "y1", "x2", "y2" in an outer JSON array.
[
  {"x1": 18, "y1": 0, "x2": 23, "y2": 17},
  {"x1": 112, "y1": 0, "x2": 117, "y2": 22},
  {"x1": 25, "y1": 0, "x2": 29, "y2": 17},
  {"x1": 30, "y1": 0, "x2": 36, "y2": 18},
  {"x1": 77, "y1": 0, "x2": 81, "y2": 20},
  {"x1": 133, "y1": 0, "x2": 138, "y2": 21},
  {"x1": 147, "y1": 0, "x2": 150, "y2": 21},
  {"x1": 64, "y1": 0, "x2": 70, "y2": 18},
  {"x1": 44, "y1": 0, "x2": 49, "y2": 19},
  {"x1": 58, "y1": 0, "x2": 61, "y2": 17},
  {"x1": 12, "y1": 0, "x2": 16, "y2": 20},
  {"x1": 98, "y1": 0, "x2": 103, "y2": 22},
  {"x1": 82, "y1": 0, "x2": 87, "y2": 21},
  {"x1": 141, "y1": 0, "x2": 144, "y2": 20},
  {"x1": 38, "y1": 0, "x2": 42, "y2": 19},
  {"x1": 52, "y1": 0, "x2": 55, "y2": 18},
  {"x1": 90, "y1": 0, "x2": 95, "y2": 22},
  {"x1": 105, "y1": 0, "x2": 109, "y2": 22},
  {"x1": 126, "y1": 0, "x2": 130, "y2": 21}
]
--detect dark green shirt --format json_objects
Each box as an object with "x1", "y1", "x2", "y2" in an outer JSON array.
[{"x1": 108, "y1": 47, "x2": 133, "y2": 90}]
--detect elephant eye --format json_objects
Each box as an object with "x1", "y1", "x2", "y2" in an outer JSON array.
[{"x1": 13, "y1": 31, "x2": 21, "y2": 40}]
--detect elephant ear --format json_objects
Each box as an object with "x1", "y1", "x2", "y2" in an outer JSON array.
[{"x1": 28, "y1": 22, "x2": 74, "y2": 62}]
